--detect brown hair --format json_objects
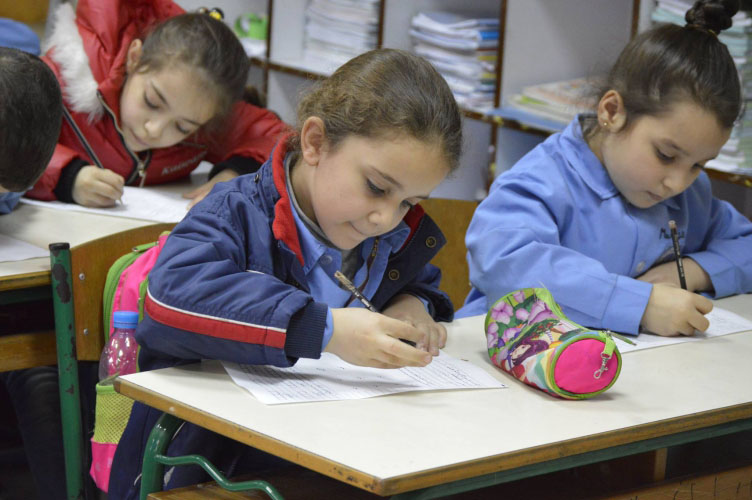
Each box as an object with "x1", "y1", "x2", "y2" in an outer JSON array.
[
  {"x1": 133, "y1": 13, "x2": 250, "y2": 129},
  {"x1": 291, "y1": 48, "x2": 463, "y2": 171},
  {"x1": 586, "y1": 0, "x2": 741, "y2": 136}
]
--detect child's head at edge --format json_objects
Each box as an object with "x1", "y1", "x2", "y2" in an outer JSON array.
[
  {"x1": 287, "y1": 48, "x2": 463, "y2": 250},
  {"x1": 119, "y1": 12, "x2": 250, "y2": 152},
  {"x1": 585, "y1": 0, "x2": 741, "y2": 209},
  {"x1": 0, "y1": 47, "x2": 62, "y2": 193}
]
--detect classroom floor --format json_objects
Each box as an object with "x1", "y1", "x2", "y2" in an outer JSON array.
[{"x1": 0, "y1": 389, "x2": 41, "y2": 500}]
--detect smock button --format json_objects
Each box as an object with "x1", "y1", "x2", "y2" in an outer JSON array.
[
  {"x1": 425, "y1": 236, "x2": 437, "y2": 248},
  {"x1": 635, "y1": 261, "x2": 645, "y2": 273},
  {"x1": 254, "y1": 173, "x2": 260, "y2": 182},
  {"x1": 388, "y1": 269, "x2": 400, "y2": 281}
]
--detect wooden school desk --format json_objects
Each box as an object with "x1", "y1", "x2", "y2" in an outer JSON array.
[
  {"x1": 116, "y1": 294, "x2": 752, "y2": 499},
  {"x1": 0, "y1": 203, "x2": 153, "y2": 371},
  {"x1": 0, "y1": 167, "x2": 206, "y2": 370}
]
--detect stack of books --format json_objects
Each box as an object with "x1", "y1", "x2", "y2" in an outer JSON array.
[
  {"x1": 504, "y1": 77, "x2": 595, "y2": 128},
  {"x1": 302, "y1": 0, "x2": 379, "y2": 71},
  {"x1": 653, "y1": 0, "x2": 752, "y2": 174},
  {"x1": 409, "y1": 11, "x2": 499, "y2": 110}
]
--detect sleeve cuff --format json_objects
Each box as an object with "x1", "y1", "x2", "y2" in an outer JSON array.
[
  {"x1": 321, "y1": 308, "x2": 334, "y2": 350},
  {"x1": 209, "y1": 156, "x2": 263, "y2": 179},
  {"x1": 53, "y1": 158, "x2": 89, "y2": 203},
  {"x1": 686, "y1": 251, "x2": 736, "y2": 298},
  {"x1": 284, "y1": 300, "x2": 328, "y2": 361},
  {"x1": 601, "y1": 275, "x2": 653, "y2": 335}
]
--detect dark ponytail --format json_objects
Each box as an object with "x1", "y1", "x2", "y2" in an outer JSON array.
[{"x1": 588, "y1": 0, "x2": 742, "y2": 134}]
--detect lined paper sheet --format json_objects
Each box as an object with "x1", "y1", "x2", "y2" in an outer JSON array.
[
  {"x1": 20, "y1": 187, "x2": 189, "y2": 223},
  {"x1": 616, "y1": 306, "x2": 752, "y2": 353},
  {"x1": 0, "y1": 234, "x2": 49, "y2": 262},
  {"x1": 224, "y1": 351, "x2": 506, "y2": 404}
]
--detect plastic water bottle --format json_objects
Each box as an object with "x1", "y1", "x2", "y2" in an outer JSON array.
[{"x1": 98, "y1": 311, "x2": 140, "y2": 380}]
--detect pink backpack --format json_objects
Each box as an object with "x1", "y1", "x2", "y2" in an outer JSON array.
[{"x1": 90, "y1": 233, "x2": 169, "y2": 491}]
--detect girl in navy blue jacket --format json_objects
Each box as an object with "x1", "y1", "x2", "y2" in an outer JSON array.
[{"x1": 109, "y1": 48, "x2": 463, "y2": 497}]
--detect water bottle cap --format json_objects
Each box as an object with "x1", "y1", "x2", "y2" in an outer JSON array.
[{"x1": 113, "y1": 310, "x2": 140, "y2": 328}]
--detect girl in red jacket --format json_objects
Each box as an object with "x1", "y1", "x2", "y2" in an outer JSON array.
[{"x1": 27, "y1": 0, "x2": 288, "y2": 207}]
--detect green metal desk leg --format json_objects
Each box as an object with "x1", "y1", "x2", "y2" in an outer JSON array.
[
  {"x1": 140, "y1": 412, "x2": 183, "y2": 500},
  {"x1": 50, "y1": 242, "x2": 84, "y2": 500}
]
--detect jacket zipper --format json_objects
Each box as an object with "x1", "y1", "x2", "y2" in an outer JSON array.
[{"x1": 97, "y1": 92, "x2": 152, "y2": 185}]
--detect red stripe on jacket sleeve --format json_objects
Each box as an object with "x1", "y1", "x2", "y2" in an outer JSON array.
[{"x1": 144, "y1": 293, "x2": 287, "y2": 349}]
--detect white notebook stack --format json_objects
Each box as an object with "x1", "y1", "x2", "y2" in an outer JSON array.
[
  {"x1": 302, "y1": 0, "x2": 379, "y2": 70},
  {"x1": 410, "y1": 11, "x2": 499, "y2": 111}
]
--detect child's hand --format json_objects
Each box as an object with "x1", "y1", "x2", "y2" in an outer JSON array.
[
  {"x1": 72, "y1": 166, "x2": 124, "y2": 207},
  {"x1": 641, "y1": 283, "x2": 713, "y2": 336},
  {"x1": 183, "y1": 169, "x2": 239, "y2": 209},
  {"x1": 326, "y1": 308, "x2": 433, "y2": 368},
  {"x1": 382, "y1": 294, "x2": 446, "y2": 355},
  {"x1": 637, "y1": 258, "x2": 712, "y2": 292}
]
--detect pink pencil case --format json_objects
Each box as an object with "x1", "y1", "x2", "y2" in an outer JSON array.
[{"x1": 485, "y1": 288, "x2": 622, "y2": 399}]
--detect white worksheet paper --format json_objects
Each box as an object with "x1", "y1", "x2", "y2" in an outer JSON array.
[
  {"x1": 224, "y1": 351, "x2": 506, "y2": 404},
  {"x1": 20, "y1": 187, "x2": 189, "y2": 223},
  {"x1": 0, "y1": 234, "x2": 49, "y2": 262},
  {"x1": 616, "y1": 306, "x2": 752, "y2": 354}
]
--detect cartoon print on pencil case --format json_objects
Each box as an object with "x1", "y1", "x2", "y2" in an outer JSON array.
[{"x1": 486, "y1": 289, "x2": 585, "y2": 370}]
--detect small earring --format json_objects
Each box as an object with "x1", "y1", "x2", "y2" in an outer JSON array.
[{"x1": 602, "y1": 121, "x2": 608, "y2": 127}]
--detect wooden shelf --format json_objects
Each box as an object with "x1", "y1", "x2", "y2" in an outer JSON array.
[{"x1": 705, "y1": 168, "x2": 752, "y2": 189}]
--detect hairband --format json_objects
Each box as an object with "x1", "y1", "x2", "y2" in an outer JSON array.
[
  {"x1": 685, "y1": 23, "x2": 718, "y2": 37},
  {"x1": 197, "y1": 7, "x2": 224, "y2": 21}
]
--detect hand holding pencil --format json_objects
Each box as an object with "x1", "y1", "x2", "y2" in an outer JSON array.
[{"x1": 71, "y1": 165, "x2": 125, "y2": 207}]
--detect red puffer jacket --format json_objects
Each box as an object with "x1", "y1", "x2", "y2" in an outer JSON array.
[{"x1": 27, "y1": 0, "x2": 288, "y2": 201}]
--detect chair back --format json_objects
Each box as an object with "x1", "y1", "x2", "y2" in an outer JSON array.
[
  {"x1": 420, "y1": 198, "x2": 478, "y2": 311},
  {"x1": 68, "y1": 223, "x2": 175, "y2": 361}
]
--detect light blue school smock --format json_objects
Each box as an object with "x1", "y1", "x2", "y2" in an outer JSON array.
[
  {"x1": 458, "y1": 116, "x2": 752, "y2": 334},
  {"x1": 0, "y1": 191, "x2": 23, "y2": 214}
]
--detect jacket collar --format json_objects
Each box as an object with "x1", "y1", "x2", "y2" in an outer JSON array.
[
  {"x1": 270, "y1": 136, "x2": 304, "y2": 265},
  {"x1": 562, "y1": 116, "x2": 620, "y2": 201}
]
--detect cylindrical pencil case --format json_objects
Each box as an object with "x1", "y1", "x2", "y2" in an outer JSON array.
[{"x1": 484, "y1": 288, "x2": 621, "y2": 399}]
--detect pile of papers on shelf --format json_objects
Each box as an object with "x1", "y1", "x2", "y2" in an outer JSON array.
[
  {"x1": 303, "y1": 0, "x2": 379, "y2": 70},
  {"x1": 409, "y1": 11, "x2": 499, "y2": 110},
  {"x1": 653, "y1": 0, "x2": 752, "y2": 174},
  {"x1": 506, "y1": 77, "x2": 596, "y2": 126}
]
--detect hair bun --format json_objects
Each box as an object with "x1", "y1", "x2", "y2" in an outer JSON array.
[{"x1": 685, "y1": 0, "x2": 740, "y2": 33}]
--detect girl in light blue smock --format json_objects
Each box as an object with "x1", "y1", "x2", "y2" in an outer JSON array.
[{"x1": 460, "y1": 0, "x2": 752, "y2": 338}]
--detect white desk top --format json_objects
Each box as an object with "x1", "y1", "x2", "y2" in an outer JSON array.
[
  {"x1": 0, "y1": 167, "x2": 208, "y2": 280},
  {"x1": 117, "y1": 294, "x2": 752, "y2": 494}
]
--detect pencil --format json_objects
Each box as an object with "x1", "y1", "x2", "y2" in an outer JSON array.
[
  {"x1": 668, "y1": 220, "x2": 687, "y2": 290},
  {"x1": 334, "y1": 271, "x2": 377, "y2": 312}
]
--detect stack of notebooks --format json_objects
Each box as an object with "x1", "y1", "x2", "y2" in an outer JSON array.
[
  {"x1": 653, "y1": 0, "x2": 752, "y2": 174},
  {"x1": 503, "y1": 77, "x2": 595, "y2": 131},
  {"x1": 302, "y1": 0, "x2": 379, "y2": 71},
  {"x1": 409, "y1": 11, "x2": 499, "y2": 110}
]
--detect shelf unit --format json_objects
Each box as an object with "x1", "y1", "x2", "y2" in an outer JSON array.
[{"x1": 180, "y1": 0, "x2": 752, "y2": 203}]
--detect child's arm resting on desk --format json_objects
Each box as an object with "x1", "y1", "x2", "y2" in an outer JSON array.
[
  {"x1": 681, "y1": 191, "x2": 752, "y2": 298},
  {"x1": 466, "y1": 173, "x2": 653, "y2": 335},
  {"x1": 135, "y1": 196, "x2": 326, "y2": 369}
]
